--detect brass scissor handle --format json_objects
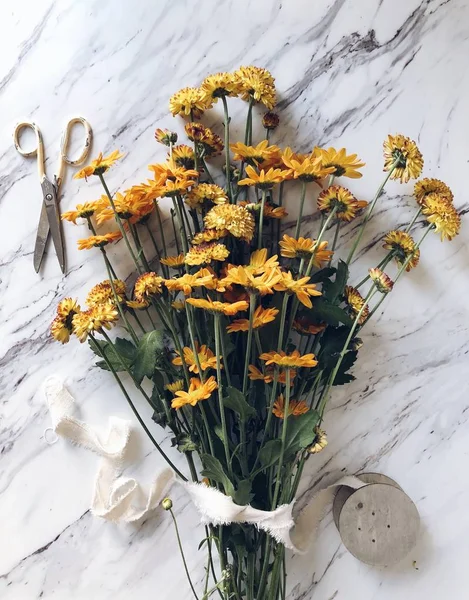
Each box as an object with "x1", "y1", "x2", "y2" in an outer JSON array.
[
  {"x1": 57, "y1": 117, "x2": 93, "y2": 186},
  {"x1": 13, "y1": 117, "x2": 93, "y2": 187},
  {"x1": 13, "y1": 121, "x2": 46, "y2": 180}
]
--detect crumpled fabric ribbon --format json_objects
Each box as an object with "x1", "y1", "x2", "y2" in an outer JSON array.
[{"x1": 44, "y1": 376, "x2": 366, "y2": 552}]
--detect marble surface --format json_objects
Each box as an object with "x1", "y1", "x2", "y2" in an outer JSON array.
[{"x1": 1, "y1": 0, "x2": 468, "y2": 598}]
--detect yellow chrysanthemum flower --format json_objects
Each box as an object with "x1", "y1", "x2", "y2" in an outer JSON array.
[
  {"x1": 191, "y1": 228, "x2": 228, "y2": 245},
  {"x1": 171, "y1": 144, "x2": 196, "y2": 170},
  {"x1": 274, "y1": 271, "x2": 322, "y2": 308},
  {"x1": 317, "y1": 147, "x2": 365, "y2": 179},
  {"x1": 383, "y1": 134, "x2": 423, "y2": 183},
  {"x1": 95, "y1": 191, "x2": 153, "y2": 224},
  {"x1": 279, "y1": 234, "x2": 333, "y2": 265},
  {"x1": 272, "y1": 394, "x2": 309, "y2": 419},
  {"x1": 262, "y1": 204, "x2": 288, "y2": 220},
  {"x1": 74, "y1": 150, "x2": 124, "y2": 180},
  {"x1": 247, "y1": 249, "x2": 280, "y2": 274},
  {"x1": 72, "y1": 304, "x2": 119, "y2": 342},
  {"x1": 61, "y1": 201, "x2": 103, "y2": 224},
  {"x1": 171, "y1": 376, "x2": 218, "y2": 409},
  {"x1": 414, "y1": 178, "x2": 453, "y2": 206},
  {"x1": 50, "y1": 298, "x2": 81, "y2": 344},
  {"x1": 172, "y1": 342, "x2": 220, "y2": 374},
  {"x1": 186, "y1": 297, "x2": 249, "y2": 316},
  {"x1": 126, "y1": 299, "x2": 150, "y2": 310},
  {"x1": 317, "y1": 186, "x2": 367, "y2": 222},
  {"x1": 235, "y1": 66, "x2": 277, "y2": 110},
  {"x1": 169, "y1": 87, "x2": 208, "y2": 118},
  {"x1": 248, "y1": 365, "x2": 296, "y2": 385},
  {"x1": 77, "y1": 232, "x2": 122, "y2": 250},
  {"x1": 185, "y1": 184, "x2": 228, "y2": 211},
  {"x1": 185, "y1": 242, "x2": 230, "y2": 266},
  {"x1": 383, "y1": 230, "x2": 420, "y2": 271},
  {"x1": 171, "y1": 299, "x2": 186, "y2": 311},
  {"x1": 369, "y1": 268, "x2": 394, "y2": 294},
  {"x1": 220, "y1": 266, "x2": 283, "y2": 296},
  {"x1": 155, "y1": 128, "x2": 177, "y2": 146},
  {"x1": 200, "y1": 72, "x2": 241, "y2": 104},
  {"x1": 282, "y1": 148, "x2": 335, "y2": 182},
  {"x1": 86, "y1": 280, "x2": 126, "y2": 307},
  {"x1": 344, "y1": 286, "x2": 369, "y2": 324},
  {"x1": 134, "y1": 272, "x2": 164, "y2": 302},
  {"x1": 230, "y1": 140, "x2": 281, "y2": 166},
  {"x1": 260, "y1": 350, "x2": 318, "y2": 369},
  {"x1": 226, "y1": 306, "x2": 279, "y2": 333},
  {"x1": 160, "y1": 254, "x2": 186, "y2": 269},
  {"x1": 204, "y1": 204, "x2": 255, "y2": 242},
  {"x1": 307, "y1": 427, "x2": 328, "y2": 454},
  {"x1": 165, "y1": 380, "x2": 184, "y2": 393},
  {"x1": 165, "y1": 271, "x2": 215, "y2": 296},
  {"x1": 422, "y1": 193, "x2": 461, "y2": 241},
  {"x1": 238, "y1": 165, "x2": 286, "y2": 189}
]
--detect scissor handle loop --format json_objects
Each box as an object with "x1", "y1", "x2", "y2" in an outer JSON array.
[
  {"x1": 13, "y1": 121, "x2": 46, "y2": 180},
  {"x1": 60, "y1": 117, "x2": 92, "y2": 166}
]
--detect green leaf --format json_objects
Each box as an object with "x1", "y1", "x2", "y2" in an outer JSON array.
[
  {"x1": 309, "y1": 267, "x2": 336, "y2": 284},
  {"x1": 258, "y1": 439, "x2": 282, "y2": 469},
  {"x1": 200, "y1": 454, "x2": 235, "y2": 497},
  {"x1": 133, "y1": 331, "x2": 164, "y2": 384},
  {"x1": 328, "y1": 350, "x2": 358, "y2": 386},
  {"x1": 322, "y1": 259, "x2": 349, "y2": 301},
  {"x1": 233, "y1": 480, "x2": 253, "y2": 506},
  {"x1": 223, "y1": 387, "x2": 256, "y2": 422},
  {"x1": 89, "y1": 338, "x2": 133, "y2": 372},
  {"x1": 318, "y1": 326, "x2": 350, "y2": 370},
  {"x1": 174, "y1": 433, "x2": 198, "y2": 453},
  {"x1": 309, "y1": 297, "x2": 353, "y2": 327},
  {"x1": 114, "y1": 337, "x2": 137, "y2": 360},
  {"x1": 284, "y1": 411, "x2": 320, "y2": 457}
]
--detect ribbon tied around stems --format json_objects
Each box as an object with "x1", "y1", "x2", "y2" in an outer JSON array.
[{"x1": 43, "y1": 376, "x2": 367, "y2": 552}]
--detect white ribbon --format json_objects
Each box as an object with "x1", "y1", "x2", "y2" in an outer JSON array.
[{"x1": 44, "y1": 376, "x2": 366, "y2": 552}]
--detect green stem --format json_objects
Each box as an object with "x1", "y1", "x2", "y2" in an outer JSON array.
[
  {"x1": 215, "y1": 314, "x2": 231, "y2": 476},
  {"x1": 294, "y1": 181, "x2": 307, "y2": 239},
  {"x1": 98, "y1": 173, "x2": 143, "y2": 273},
  {"x1": 405, "y1": 207, "x2": 423, "y2": 233},
  {"x1": 271, "y1": 369, "x2": 291, "y2": 507},
  {"x1": 345, "y1": 162, "x2": 398, "y2": 265},
  {"x1": 221, "y1": 95, "x2": 232, "y2": 202},
  {"x1": 257, "y1": 190, "x2": 267, "y2": 248},
  {"x1": 366, "y1": 224, "x2": 434, "y2": 322},
  {"x1": 89, "y1": 334, "x2": 186, "y2": 480},
  {"x1": 318, "y1": 286, "x2": 377, "y2": 416},
  {"x1": 168, "y1": 507, "x2": 200, "y2": 600},
  {"x1": 242, "y1": 294, "x2": 256, "y2": 395}
]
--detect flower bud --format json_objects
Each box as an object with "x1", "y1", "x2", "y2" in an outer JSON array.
[
  {"x1": 161, "y1": 497, "x2": 173, "y2": 511},
  {"x1": 262, "y1": 111, "x2": 280, "y2": 130}
]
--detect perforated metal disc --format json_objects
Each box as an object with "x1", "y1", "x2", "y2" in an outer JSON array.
[
  {"x1": 338, "y1": 483, "x2": 420, "y2": 566},
  {"x1": 332, "y1": 472, "x2": 402, "y2": 528}
]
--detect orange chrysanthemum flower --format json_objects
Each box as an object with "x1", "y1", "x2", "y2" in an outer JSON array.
[
  {"x1": 171, "y1": 376, "x2": 218, "y2": 409},
  {"x1": 248, "y1": 365, "x2": 296, "y2": 385},
  {"x1": 274, "y1": 271, "x2": 322, "y2": 308},
  {"x1": 282, "y1": 147, "x2": 335, "y2": 182},
  {"x1": 279, "y1": 234, "x2": 333, "y2": 265},
  {"x1": 74, "y1": 150, "x2": 124, "y2": 180},
  {"x1": 238, "y1": 165, "x2": 286, "y2": 189},
  {"x1": 160, "y1": 254, "x2": 186, "y2": 269},
  {"x1": 317, "y1": 186, "x2": 367, "y2": 222},
  {"x1": 272, "y1": 394, "x2": 309, "y2": 419},
  {"x1": 260, "y1": 350, "x2": 318, "y2": 369},
  {"x1": 317, "y1": 147, "x2": 365, "y2": 179},
  {"x1": 230, "y1": 141, "x2": 281, "y2": 166},
  {"x1": 77, "y1": 231, "x2": 122, "y2": 250},
  {"x1": 165, "y1": 271, "x2": 215, "y2": 296},
  {"x1": 226, "y1": 306, "x2": 279, "y2": 333},
  {"x1": 186, "y1": 297, "x2": 249, "y2": 316},
  {"x1": 172, "y1": 342, "x2": 220, "y2": 374}
]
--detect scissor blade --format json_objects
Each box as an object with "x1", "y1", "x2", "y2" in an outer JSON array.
[
  {"x1": 33, "y1": 201, "x2": 50, "y2": 272},
  {"x1": 46, "y1": 201, "x2": 65, "y2": 273}
]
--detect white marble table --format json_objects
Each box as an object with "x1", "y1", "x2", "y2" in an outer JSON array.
[{"x1": 1, "y1": 1, "x2": 468, "y2": 598}]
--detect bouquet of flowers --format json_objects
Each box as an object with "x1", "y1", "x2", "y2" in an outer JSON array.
[{"x1": 51, "y1": 66, "x2": 460, "y2": 599}]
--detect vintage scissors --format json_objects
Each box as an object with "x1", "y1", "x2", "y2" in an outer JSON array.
[{"x1": 14, "y1": 118, "x2": 93, "y2": 273}]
